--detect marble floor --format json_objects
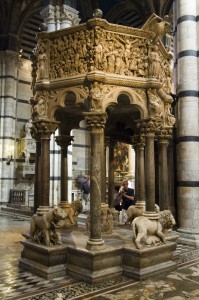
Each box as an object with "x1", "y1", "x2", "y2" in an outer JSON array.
[{"x1": 0, "y1": 210, "x2": 199, "y2": 300}]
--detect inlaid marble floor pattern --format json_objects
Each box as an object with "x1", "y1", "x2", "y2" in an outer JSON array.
[{"x1": 0, "y1": 211, "x2": 198, "y2": 300}]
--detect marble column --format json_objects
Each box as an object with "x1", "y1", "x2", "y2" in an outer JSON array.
[
  {"x1": 84, "y1": 112, "x2": 107, "y2": 250},
  {"x1": 34, "y1": 140, "x2": 41, "y2": 213},
  {"x1": 158, "y1": 135, "x2": 170, "y2": 211},
  {"x1": 173, "y1": 0, "x2": 199, "y2": 245},
  {"x1": 101, "y1": 137, "x2": 109, "y2": 204},
  {"x1": 139, "y1": 120, "x2": 158, "y2": 219},
  {"x1": 108, "y1": 138, "x2": 115, "y2": 208},
  {"x1": 32, "y1": 120, "x2": 59, "y2": 214},
  {"x1": 55, "y1": 135, "x2": 74, "y2": 204},
  {"x1": 60, "y1": 4, "x2": 80, "y2": 29},
  {"x1": 40, "y1": 5, "x2": 56, "y2": 32},
  {"x1": 134, "y1": 135, "x2": 145, "y2": 208},
  {"x1": 127, "y1": 144, "x2": 135, "y2": 185}
]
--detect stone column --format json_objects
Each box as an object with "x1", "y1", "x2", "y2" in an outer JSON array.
[
  {"x1": 132, "y1": 135, "x2": 145, "y2": 209},
  {"x1": 84, "y1": 112, "x2": 107, "y2": 250},
  {"x1": 40, "y1": 5, "x2": 56, "y2": 32},
  {"x1": 60, "y1": 4, "x2": 80, "y2": 29},
  {"x1": 139, "y1": 120, "x2": 158, "y2": 218},
  {"x1": 55, "y1": 135, "x2": 74, "y2": 204},
  {"x1": 32, "y1": 120, "x2": 59, "y2": 214},
  {"x1": 0, "y1": 51, "x2": 19, "y2": 204},
  {"x1": 173, "y1": 0, "x2": 199, "y2": 245},
  {"x1": 127, "y1": 144, "x2": 135, "y2": 185},
  {"x1": 33, "y1": 139, "x2": 41, "y2": 213},
  {"x1": 158, "y1": 129, "x2": 172, "y2": 211},
  {"x1": 108, "y1": 138, "x2": 115, "y2": 208},
  {"x1": 101, "y1": 137, "x2": 109, "y2": 204}
]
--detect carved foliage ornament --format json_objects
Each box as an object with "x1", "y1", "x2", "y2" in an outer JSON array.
[
  {"x1": 84, "y1": 112, "x2": 107, "y2": 131},
  {"x1": 31, "y1": 120, "x2": 59, "y2": 140}
]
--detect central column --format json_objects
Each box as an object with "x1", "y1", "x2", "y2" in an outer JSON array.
[
  {"x1": 139, "y1": 120, "x2": 158, "y2": 219},
  {"x1": 55, "y1": 135, "x2": 74, "y2": 203},
  {"x1": 84, "y1": 112, "x2": 107, "y2": 250}
]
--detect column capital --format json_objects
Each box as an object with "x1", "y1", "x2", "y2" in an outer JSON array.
[
  {"x1": 60, "y1": 4, "x2": 80, "y2": 28},
  {"x1": 132, "y1": 134, "x2": 145, "y2": 148},
  {"x1": 137, "y1": 118, "x2": 162, "y2": 136},
  {"x1": 83, "y1": 112, "x2": 107, "y2": 131},
  {"x1": 157, "y1": 127, "x2": 173, "y2": 142},
  {"x1": 55, "y1": 135, "x2": 74, "y2": 149},
  {"x1": 31, "y1": 119, "x2": 59, "y2": 140}
]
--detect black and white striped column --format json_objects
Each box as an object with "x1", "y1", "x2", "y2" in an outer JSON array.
[{"x1": 174, "y1": 0, "x2": 199, "y2": 243}]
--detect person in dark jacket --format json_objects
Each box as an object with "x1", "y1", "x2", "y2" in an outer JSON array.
[{"x1": 119, "y1": 179, "x2": 135, "y2": 223}]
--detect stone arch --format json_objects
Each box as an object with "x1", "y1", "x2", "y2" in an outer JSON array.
[
  {"x1": 48, "y1": 86, "x2": 89, "y2": 120},
  {"x1": 103, "y1": 87, "x2": 148, "y2": 119}
]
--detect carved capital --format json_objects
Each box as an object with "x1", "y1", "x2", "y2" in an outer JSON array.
[
  {"x1": 83, "y1": 112, "x2": 107, "y2": 131},
  {"x1": 132, "y1": 134, "x2": 145, "y2": 148},
  {"x1": 137, "y1": 118, "x2": 162, "y2": 136},
  {"x1": 157, "y1": 127, "x2": 173, "y2": 141},
  {"x1": 31, "y1": 120, "x2": 59, "y2": 140},
  {"x1": 55, "y1": 135, "x2": 74, "y2": 149}
]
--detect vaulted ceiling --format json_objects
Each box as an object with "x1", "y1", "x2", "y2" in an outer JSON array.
[{"x1": 0, "y1": 0, "x2": 173, "y2": 57}]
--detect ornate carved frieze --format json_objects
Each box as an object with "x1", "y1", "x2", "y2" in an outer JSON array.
[{"x1": 34, "y1": 15, "x2": 172, "y2": 96}]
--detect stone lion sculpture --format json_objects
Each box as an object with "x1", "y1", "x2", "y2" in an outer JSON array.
[
  {"x1": 29, "y1": 207, "x2": 67, "y2": 246},
  {"x1": 127, "y1": 204, "x2": 160, "y2": 225},
  {"x1": 63, "y1": 199, "x2": 83, "y2": 225},
  {"x1": 132, "y1": 210, "x2": 176, "y2": 249}
]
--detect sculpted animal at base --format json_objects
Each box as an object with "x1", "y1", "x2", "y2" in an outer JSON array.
[
  {"x1": 127, "y1": 204, "x2": 160, "y2": 225},
  {"x1": 132, "y1": 210, "x2": 176, "y2": 249},
  {"x1": 63, "y1": 200, "x2": 83, "y2": 225},
  {"x1": 29, "y1": 207, "x2": 67, "y2": 246}
]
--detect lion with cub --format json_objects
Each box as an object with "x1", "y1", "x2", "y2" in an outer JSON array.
[
  {"x1": 132, "y1": 210, "x2": 176, "y2": 249},
  {"x1": 30, "y1": 207, "x2": 67, "y2": 246}
]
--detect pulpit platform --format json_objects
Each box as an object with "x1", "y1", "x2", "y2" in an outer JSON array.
[{"x1": 19, "y1": 223, "x2": 179, "y2": 283}]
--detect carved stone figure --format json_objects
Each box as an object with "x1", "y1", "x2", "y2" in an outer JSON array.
[
  {"x1": 159, "y1": 210, "x2": 176, "y2": 233},
  {"x1": 165, "y1": 103, "x2": 175, "y2": 126},
  {"x1": 89, "y1": 82, "x2": 103, "y2": 111},
  {"x1": 132, "y1": 210, "x2": 176, "y2": 249},
  {"x1": 29, "y1": 207, "x2": 67, "y2": 246},
  {"x1": 148, "y1": 89, "x2": 163, "y2": 119},
  {"x1": 148, "y1": 45, "x2": 161, "y2": 78},
  {"x1": 62, "y1": 199, "x2": 83, "y2": 225},
  {"x1": 132, "y1": 216, "x2": 166, "y2": 249},
  {"x1": 127, "y1": 204, "x2": 160, "y2": 225}
]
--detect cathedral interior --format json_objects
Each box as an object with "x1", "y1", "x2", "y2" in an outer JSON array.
[{"x1": 0, "y1": 0, "x2": 199, "y2": 299}]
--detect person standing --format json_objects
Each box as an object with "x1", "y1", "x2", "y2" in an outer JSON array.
[
  {"x1": 80, "y1": 175, "x2": 90, "y2": 212},
  {"x1": 120, "y1": 179, "x2": 135, "y2": 224}
]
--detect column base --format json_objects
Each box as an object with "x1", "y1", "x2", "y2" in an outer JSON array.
[
  {"x1": 67, "y1": 245, "x2": 122, "y2": 283},
  {"x1": 143, "y1": 211, "x2": 159, "y2": 219},
  {"x1": 177, "y1": 229, "x2": 199, "y2": 248},
  {"x1": 86, "y1": 238, "x2": 105, "y2": 251},
  {"x1": 19, "y1": 240, "x2": 67, "y2": 279},
  {"x1": 36, "y1": 206, "x2": 50, "y2": 215},
  {"x1": 123, "y1": 241, "x2": 177, "y2": 280}
]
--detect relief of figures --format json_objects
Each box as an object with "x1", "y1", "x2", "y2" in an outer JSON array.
[{"x1": 48, "y1": 25, "x2": 171, "y2": 94}]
